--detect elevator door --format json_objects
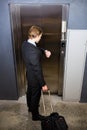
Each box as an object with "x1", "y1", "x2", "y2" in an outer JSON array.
[
  {"x1": 40, "y1": 5, "x2": 62, "y2": 94},
  {"x1": 21, "y1": 4, "x2": 62, "y2": 94},
  {"x1": 10, "y1": 4, "x2": 67, "y2": 97}
]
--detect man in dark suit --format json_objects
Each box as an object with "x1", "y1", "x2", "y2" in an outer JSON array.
[{"x1": 22, "y1": 25, "x2": 51, "y2": 121}]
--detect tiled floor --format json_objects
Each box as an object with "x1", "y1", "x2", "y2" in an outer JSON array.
[{"x1": 0, "y1": 95, "x2": 87, "y2": 130}]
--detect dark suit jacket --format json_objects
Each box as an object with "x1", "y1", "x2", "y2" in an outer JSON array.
[{"x1": 22, "y1": 41, "x2": 46, "y2": 88}]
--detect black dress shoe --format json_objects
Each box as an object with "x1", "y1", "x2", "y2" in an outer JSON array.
[{"x1": 32, "y1": 114, "x2": 45, "y2": 121}]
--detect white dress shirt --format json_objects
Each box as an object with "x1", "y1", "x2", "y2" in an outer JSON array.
[{"x1": 27, "y1": 39, "x2": 36, "y2": 47}]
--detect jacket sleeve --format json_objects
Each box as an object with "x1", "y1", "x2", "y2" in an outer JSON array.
[{"x1": 40, "y1": 48, "x2": 45, "y2": 54}]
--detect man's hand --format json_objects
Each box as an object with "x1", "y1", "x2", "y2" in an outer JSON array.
[
  {"x1": 45, "y1": 50, "x2": 51, "y2": 58},
  {"x1": 42, "y1": 85, "x2": 48, "y2": 92}
]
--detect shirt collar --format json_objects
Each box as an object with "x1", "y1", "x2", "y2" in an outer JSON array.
[{"x1": 27, "y1": 39, "x2": 36, "y2": 47}]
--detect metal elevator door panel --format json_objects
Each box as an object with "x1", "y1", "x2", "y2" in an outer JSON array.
[
  {"x1": 21, "y1": 5, "x2": 41, "y2": 41},
  {"x1": 39, "y1": 5, "x2": 62, "y2": 94}
]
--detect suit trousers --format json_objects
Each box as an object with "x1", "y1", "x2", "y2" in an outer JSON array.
[{"x1": 26, "y1": 82, "x2": 41, "y2": 115}]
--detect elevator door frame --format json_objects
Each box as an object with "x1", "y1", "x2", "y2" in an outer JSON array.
[{"x1": 9, "y1": 3, "x2": 69, "y2": 98}]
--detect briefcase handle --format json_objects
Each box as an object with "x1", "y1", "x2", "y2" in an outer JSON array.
[{"x1": 41, "y1": 89, "x2": 53, "y2": 115}]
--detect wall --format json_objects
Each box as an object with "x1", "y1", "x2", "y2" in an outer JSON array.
[
  {"x1": 63, "y1": 30, "x2": 87, "y2": 101},
  {"x1": 0, "y1": 0, "x2": 87, "y2": 100},
  {"x1": 63, "y1": 0, "x2": 87, "y2": 101}
]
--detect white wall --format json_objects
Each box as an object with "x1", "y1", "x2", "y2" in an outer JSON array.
[{"x1": 63, "y1": 29, "x2": 87, "y2": 101}]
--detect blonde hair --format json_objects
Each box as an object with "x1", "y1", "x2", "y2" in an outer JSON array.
[{"x1": 28, "y1": 25, "x2": 43, "y2": 39}]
